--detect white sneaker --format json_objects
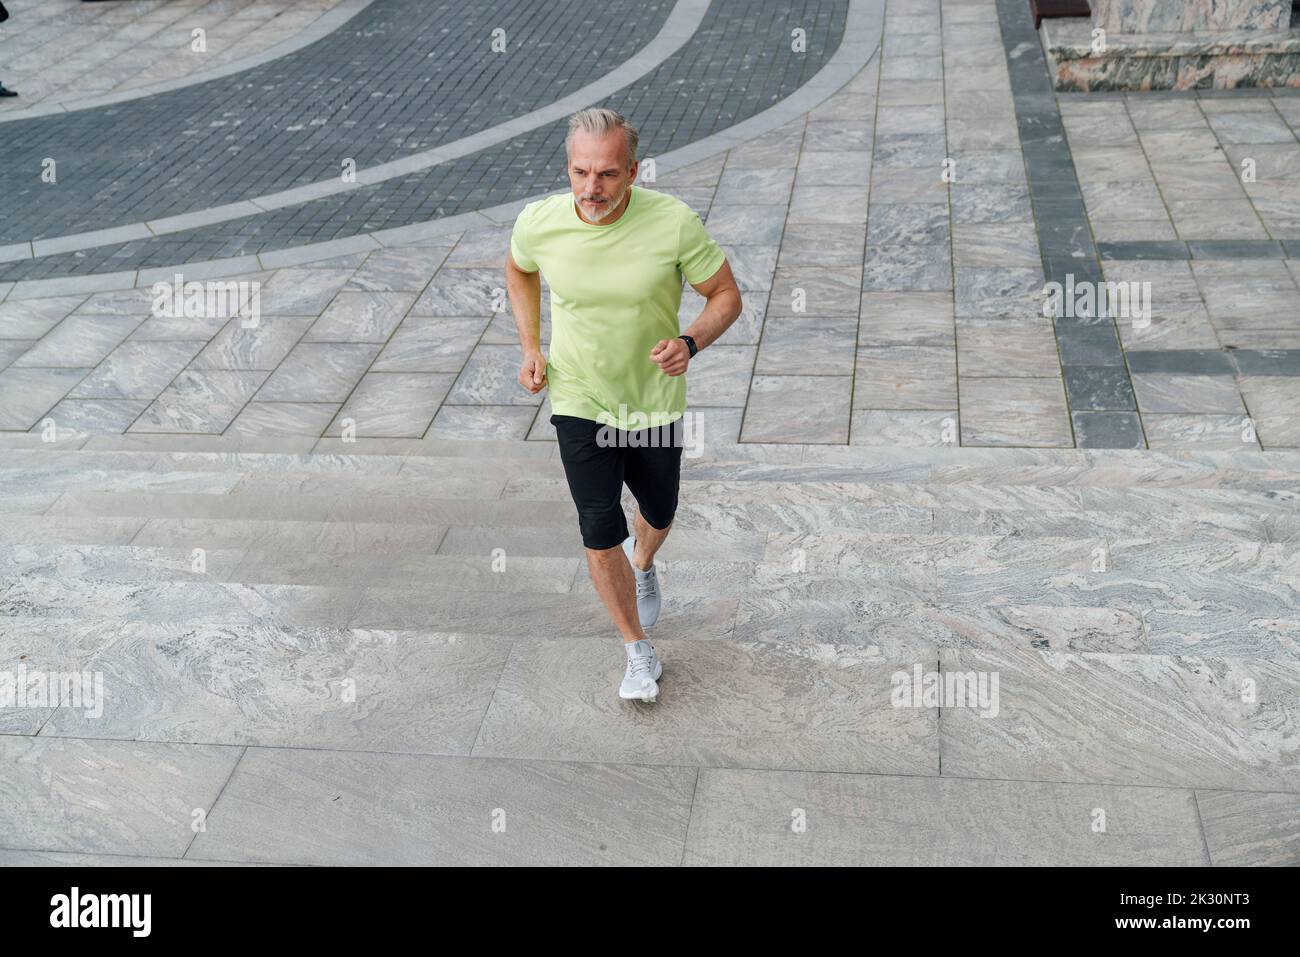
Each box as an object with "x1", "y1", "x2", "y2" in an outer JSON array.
[
  {"x1": 621, "y1": 535, "x2": 662, "y2": 628},
  {"x1": 619, "y1": 639, "x2": 663, "y2": 702}
]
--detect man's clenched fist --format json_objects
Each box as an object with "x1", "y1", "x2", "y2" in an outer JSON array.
[
  {"x1": 519, "y1": 350, "x2": 548, "y2": 394},
  {"x1": 650, "y1": 337, "x2": 690, "y2": 377}
]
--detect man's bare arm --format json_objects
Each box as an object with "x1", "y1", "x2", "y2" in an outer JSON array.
[
  {"x1": 683, "y1": 259, "x2": 742, "y2": 352},
  {"x1": 507, "y1": 248, "x2": 548, "y2": 394},
  {"x1": 649, "y1": 259, "x2": 743, "y2": 377}
]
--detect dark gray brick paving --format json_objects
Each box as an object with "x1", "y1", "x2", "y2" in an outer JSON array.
[
  {"x1": 1063, "y1": 365, "x2": 1137, "y2": 412},
  {"x1": 1070, "y1": 411, "x2": 1145, "y2": 450},
  {"x1": 996, "y1": 0, "x2": 1145, "y2": 446},
  {"x1": 1, "y1": 0, "x2": 848, "y2": 281},
  {"x1": 1126, "y1": 350, "x2": 1236, "y2": 376},
  {"x1": 0, "y1": 0, "x2": 674, "y2": 241}
]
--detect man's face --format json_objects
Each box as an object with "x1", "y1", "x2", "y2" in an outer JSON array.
[{"x1": 567, "y1": 130, "x2": 638, "y2": 222}]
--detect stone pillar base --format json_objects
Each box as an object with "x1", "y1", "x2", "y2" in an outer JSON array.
[{"x1": 1042, "y1": 17, "x2": 1300, "y2": 90}]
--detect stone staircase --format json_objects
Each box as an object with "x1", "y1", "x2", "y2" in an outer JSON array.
[{"x1": 1, "y1": 434, "x2": 1298, "y2": 865}]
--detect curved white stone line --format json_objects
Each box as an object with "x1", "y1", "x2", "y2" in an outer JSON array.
[
  {"x1": 2, "y1": 0, "x2": 708, "y2": 265},
  {"x1": 0, "y1": 0, "x2": 885, "y2": 301},
  {"x1": 0, "y1": 0, "x2": 377, "y2": 124}
]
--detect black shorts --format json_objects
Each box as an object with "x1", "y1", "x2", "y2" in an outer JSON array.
[{"x1": 550, "y1": 413, "x2": 685, "y2": 550}]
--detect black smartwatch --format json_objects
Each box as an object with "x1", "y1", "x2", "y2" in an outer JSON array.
[{"x1": 678, "y1": 334, "x2": 698, "y2": 358}]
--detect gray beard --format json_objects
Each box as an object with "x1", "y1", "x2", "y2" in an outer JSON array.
[{"x1": 581, "y1": 182, "x2": 629, "y2": 222}]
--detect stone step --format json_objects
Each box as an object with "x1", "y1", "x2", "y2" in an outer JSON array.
[
  {"x1": 3, "y1": 456, "x2": 1296, "y2": 547},
  {"x1": 6, "y1": 434, "x2": 1300, "y2": 485},
  {"x1": 4, "y1": 525, "x2": 1296, "y2": 587},
  {"x1": 3, "y1": 559, "x2": 1294, "y2": 661},
  {"x1": 12, "y1": 475, "x2": 1289, "y2": 542},
  {"x1": 5, "y1": 514, "x2": 1282, "y2": 582},
  {"x1": 4, "y1": 538, "x2": 1285, "y2": 599},
  {"x1": 0, "y1": 732, "x2": 1257, "y2": 865},
  {"x1": 24, "y1": 487, "x2": 1292, "y2": 542},
  {"x1": 4, "y1": 617, "x2": 1296, "y2": 797}
]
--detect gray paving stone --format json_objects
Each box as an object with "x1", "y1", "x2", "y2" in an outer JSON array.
[
  {"x1": 254, "y1": 342, "x2": 381, "y2": 403},
  {"x1": 39, "y1": 398, "x2": 152, "y2": 434},
  {"x1": 0, "y1": 367, "x2": 91, "y2": 430},
  {"x1": 189, "y1": 316, "x2": 315, "y2": 371},
  {"x1": 854, "y1": 345, "x2": 956, "y2": 409},
  {"x1": 1238, "y1": 377, "x2": 1300, "y2": 447},
  {"x1": 956, "y1": 319, "x2": 1059, "y2": 378},
  {"x1": 1132, "y1": 374, "x2": 1246, "y2": 415},
  {"x1": 774, "y1": 224, "x2": 868, "y2": 270},
  {"x1": 0, "y1": 736, "x2": 239, "y2": 857},
  {"x1": 1142, "y1": 414, "x2": 1260, "y2": 451},
  {"x1": 867, "y1": 202, "x2": 950, "y2": 246},
  {"x1": 411, "y1": 267, "x2": 504, "y2": 317},
  {"x1": 951, "y1": 183, "x2": 1033, "y2": 224},
  {"x1": 42, "y1": 622, "x2": 511, "y2": 755},
  {"x1": 445, "y1": 344, "x2": 542, "y2": 407},
  {"x1": 370, "y1": 316, "x2": 488, "y2": 373},
  {"x1": 325, "y1": 372, "x2": 454, "y2": 438},
  {"x1": 304, "y1": 291, "x2": 416, "y2": 343},
  {"x1": 787, "y1": 185, "x2": 869, "y2": 225},
  {"x1": 1197, "y1": 790, "x2": 1300, "y2": 866},
  {"x1": 0, "y1": 338, "x2": 37, "y2": 370},
  {"x1": 722, "y1": 244, "x2": 779, "y2": 292},
  {"x1": 714, "y1": 166, "x2": 797, "y2": 205},
  {"x1": 474, "y1": 636, "x2": 936, "y2": 774},
  {"x1": 131, "y1": 369, "x2": 269, "y2": 433},
  {"x1": 69, "y1": 340, "x2": 205, "y2": 399},
  {"x1": 859, "y1": 291, "x2": 954, "y2": 347},
  {"x1": 868, "y1": 166, "x2": 947, "y2": 203},
  {"x1": 850, "y1": 409, "x2": 958, "y2": 447},
  {"x1": 226, "y1": 402, "x2": 339, "y2": 437},
  {"x1": 426, "y1": 404, "x2": 537, "y2": 440},
  {"x1": 1071, "y1": 411, "x2": 1145, "y2": 450},
  {"x1": 188, "y1": 747, "x2": 695, "y2": 866},
  {"x1": 683, "y1": 768, "x2": 1205, "y2": 866},
  {"x1": 941, "y1": 645, "x2": 1300, "y2": 791},
  {"x1": 743, "y1": 374, "x2": 852, "y2": 447},
  {"x1": 1233, "y1": 350, "x2": 1300, "y2": 376},
  {"x1": 699, "y1": 205, "x2": 787, "y2": 247},
  {"x1": 741, "y1": 374, "x2": 851, "y2": 444},
  {"x1": 257, "y1": 268, "x2": 355, "y2": 315},
  {"x1": 862, "y1": 244, "x2": 951, "y2": 292},
  {"x1": 11, "y1": 314, "x2": 142, "y2": 368},
  {"x1": 345, "y1": 245, "x2": 451, "y2": 292},
  {"x1": 952, "y1": 223, "x2": 1041, "y2": 268},
  {"x1": 0, "y1": 295, "x2": 87, "y2": 337},
  {"x1": 1063, "y1": 365, "x2": 1137, "y2": 412},
  {"x1": 954, "y1": 267, "x2": 1041, "y2": 318},
  {"x1": 948, "y1": 149, "x2": 1028, "y2": 184},
  {"x1": 686, "y1": 344, "x2": 755, "y2": 407},
  {"x1": 755, "y1": 317, "x2": 857, "y2": 376},
  {"x1": 794, "y1": 151, "x2": 872, "y2": 187},
  {"x1": 959, "y1": 376, "x2": 1072, "y2": 447}
]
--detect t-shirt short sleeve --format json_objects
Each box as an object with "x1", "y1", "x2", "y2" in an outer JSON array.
[
  {"x1": 510, "y1": 203, "x2": 540, "y2": 272},
  {"x1": 677, "y1": 207, "x2": 726, "y2": 285}
]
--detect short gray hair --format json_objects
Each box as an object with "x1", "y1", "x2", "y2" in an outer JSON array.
[{"x1": 565, "y1": 108, "x2": 638, "y2": 169}]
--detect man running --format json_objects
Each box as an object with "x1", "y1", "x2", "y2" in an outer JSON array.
[{"x1": 506, "y1": 107, "x2": 742, "y2": 703}]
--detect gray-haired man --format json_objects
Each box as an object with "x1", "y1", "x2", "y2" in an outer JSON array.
[{"x1": 506, "y1": 107, "x2": 742, "y2": 702}]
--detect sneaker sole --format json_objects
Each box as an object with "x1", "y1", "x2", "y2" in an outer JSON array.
[{"x1": 618, "y1": 660, "x2": 664, "y2": 701}]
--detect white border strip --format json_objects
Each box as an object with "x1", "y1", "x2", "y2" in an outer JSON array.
[
  {"x1": 1, "y1": 0, "x2": 709, "y2": 264},
  {"x1": 1, "y1": 0, "x2": 885, "y2": 302}
]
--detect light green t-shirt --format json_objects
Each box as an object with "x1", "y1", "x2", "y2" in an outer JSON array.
[{"x1": 510, "y1": 184, "x2": 726, "y2": 429}]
